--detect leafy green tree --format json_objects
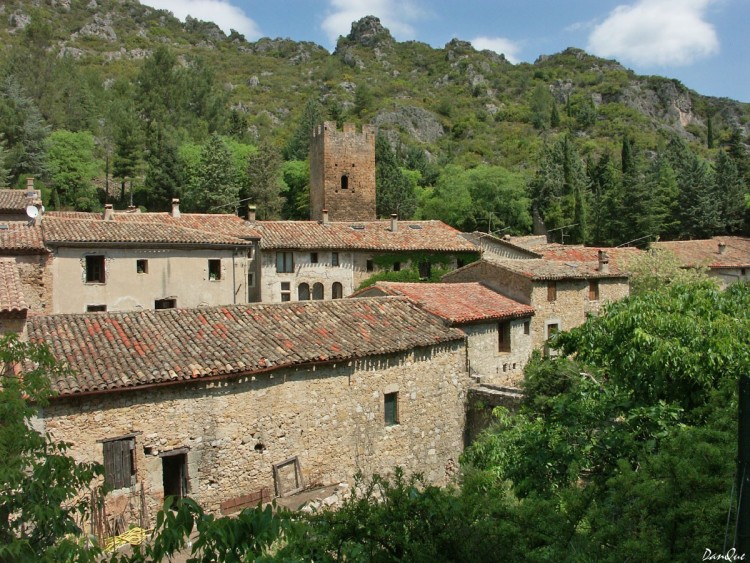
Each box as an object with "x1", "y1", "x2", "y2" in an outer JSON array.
[
  {"x1": 375, "y1": 134, "x2": 417, "y2": 219},
  {"x1": 281, "y1": 159, "x2": 310, "y2": 219},
  {"x1": 184, "y1": 134, "x2": 239, "y2": 212},
  {"x1": 245, "y1": 140, "x2": 285, "y2": 219},
  {"x1": 353, "y1": 83, "x2": 374, "y2": 117},
  {"x1": 46, "y1": 130, "x2": 100, "y2": 210},
  {"x1": 0, "y1": 335, "x2": 102, "y2": 561}
]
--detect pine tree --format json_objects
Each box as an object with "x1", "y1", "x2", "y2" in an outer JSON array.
[
  {"x1": 283, "y1": 98, "x2": 324, "y2": 161},
  {"x1": 245, "y1": 141, "x2": 285, "y2": 220},
  {"x1": 713, "y1": 150, "x2": 745, "y2": 233},
  {"x1": 375, "y1": 134, "x2": 416, "y2": 219},
  {"x1": 184, "y1": 135, "x2": 239, "y2": 212},
  {"x1": 139, "y1": 126, "x2": 182, "y2": 211}
]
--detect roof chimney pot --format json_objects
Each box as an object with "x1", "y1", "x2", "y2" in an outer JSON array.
[
  {"x1": 598, "y1": 250, "x2": 610, "y2": 274},
  {"x1": 322, "y1": 209, "x2": 329, "y2": 225},
  {"x1": 171, "y1": 198, "x2": 180, "y2": 218},
  {"x1": 718, "y1": 242, "x2": 727, "y2": 255},
  {"x1": 247, "y1": 205, "x2": 256, "y2": 223},
  {"x1": 390, "y1": 213, "x2": 398, "y2": 232},
  {"x1": 103, "y1": 204, "x2": 114, "y2": 221}
]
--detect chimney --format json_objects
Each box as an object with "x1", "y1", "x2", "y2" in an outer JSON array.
[
  {"x1": 718, "y1": 242, "x2": 727, "y2": 255},
  {"x1": 322, "y1": 209, "x2": 329, "y2": 225},
  {"x1": 247, "y1": 205, "x2": 256, "y2": 223},
  {"x1": 26, "y1": 177, "x2": 34, "y2": 191},
  {"x1": 171, "y1": 198, "x2": 180, "y2": 218},
  {"x1": 390, "y1": 213, "x2": 398, "y2": 232},
  {"x1": 103, "y1": 204, "x2": 114, "y2": 221},
  {"x1": 598, "y1": 250, "x2": 610, "y2": 274}
]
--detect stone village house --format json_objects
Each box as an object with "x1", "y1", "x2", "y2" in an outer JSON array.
[
  {"x1": 351, "y1": 281, "x2": 534, "y2": 387},
  {"x1": 29, "y1": 297, "x2": 470, "y2": 525},
  {"x1": 652, "y1": 236, "x2": 750, "y2": 287}
]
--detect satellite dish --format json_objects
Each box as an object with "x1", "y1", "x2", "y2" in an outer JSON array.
[{"x1": 25, "y1": 205, "x2": 39, "y2": 219}]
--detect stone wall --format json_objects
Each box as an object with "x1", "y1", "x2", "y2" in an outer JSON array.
[
  {"x1": 463, "y1": 318, "x2": 533, "y2": 387},
  {"x1": 51, "y1": 247, "x2": 254, "y2": 313},
  {"x1": 710, "y1": 267, "x2": 750, "y2": 287},
  {"x1": 16, "y1": 253, "x2": 52, "y2": 315},
  {"x1": 443, "y1": 261, "x2": 533, "y2": 305},
  {"x1": 309, "y1": 122, "x2": 377, "y2": 222},
  {"x1": 40, "y1": 342, "x2": 469, "y2": 525}
]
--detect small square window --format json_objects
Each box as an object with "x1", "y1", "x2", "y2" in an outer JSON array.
[
  {"x1": 366, "y1": 260, "x2": 374, "y2": 272},
  {"x1": 247, "y1": 273, "x2": 255, "y2": 287},
  {"x1": 393, "y1": 262, "x2": 401, "y2": 272},
  {"x1": 85, "y1": 255, "x2": 105, "y2": 283},
  {"x1": 384, "y1": 392, "x2": 399, "y2": 426},
  {"x1": 281, "y1": 282, "x2": 291, "y2": 291},
  {"x1": 331, "y1": 252, "x2": 340, "y2": 267},
  {"x1": 137, "y1": 259, "x2": 148, "y2": 274},
  {"x1": 155, "y1": 298, "x2": 176, "y2": 310},
  {"x1": 208, "y1": 259, "x2": 221, "y2": 280},
  {"x1": 310, "y1": 252, "x2": 319, "y2": 264},
  {"x1": 87, "y1": 304, "x2": 107, "y2": 312},
  {"x1": 281, "y1": 293, "x2": 291, "y2": 302},
  {"x1": 280, "y1": 281, "x2": 291, "y2": 302}
]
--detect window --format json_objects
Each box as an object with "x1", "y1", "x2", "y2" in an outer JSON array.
[
  {"x1": 331, "y1": 252, "x2": 340, "y2": 267},
  {"x1": 332, "y1": 282, "x2": 343, "y2": 299},
  {"x1": 366, "y1": 260, "x2": 374, "y2": 272},
  {"x1": 547, "y1": 323, "x2": 559, "y2": 339},
  {"x1": 498, "y1": 321, "x2": 511, "y2": 353},
  {"x1": 298, "y1": 283, "x2": 310, "y2": 301},
  {"x1": 85, "y1": 255, "x2": 105, "y2": 283},
  {"x1": 162, "y1": 451, "x2": 188, "y2": 500},
  {"x1": 280, "y1": 282, "x2": 291, "y2": 302},
  {"x1": 384, "y1": 392, "x2": 399, "y2": 426},
  {"x1": 87, "y1": 304, "x2": 107, "y2": 312},
  {"x1": 547, "y1": 281, "x2": 557, "y2": 302},
  {"x1": 276, "y1": 252, "x2": 294, "y2": 273},
  {"x1": 312, "y1": 282, "x2": 324, "y2": 300},
  {"x1": 523, "y1": 320, "x2": 530, "y2": 335},
  {"x1": 136, "y1": 259, "x2": 148, "y2": 274},
  {"x1": 340, "y1": 175, "x2": 349, "y2": 190},
  {"x1": 247, "y1": 272, "x2": 255, "y2": 287},
  {"x1": 310, "y1": 252, "x2": 319, "y2": 264},
  {"x1": 102, "y1": 437, "x2": 136, "y2": 490},
  {"x1": 588, "y1": 280, "x2": 599, "y2": 301},
  {"x1": 155, "y1": 298, "x2": 177, "y2": 310},
  {"x1": 208, "y1": 259, "x2": 221, "y2": 280},
  {"x1": 418, "y1": 261, "x2": 431, "y2": 280},
  {"x1": 393, "y1": 262, "x2": 401, "y2": 272}
]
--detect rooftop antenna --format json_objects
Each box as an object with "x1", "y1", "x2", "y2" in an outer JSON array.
[{"x1": 546, "y1": 223, "x2": 578, "y2": 245}]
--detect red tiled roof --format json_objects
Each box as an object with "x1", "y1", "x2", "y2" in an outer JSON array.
[
  {"x1": 28, "y1": 297, "x2": 465, "y2": 397},
  {"x1": 0, "y1": 189, "x2": 40, "y2": 213},
  {"x1": 255, "y1": 220, "x2": 478, "y2": 252},
  {"x1": 482, "y1": 252, "x2": 630, "y2": 280},
  {"x1": 0, "y1": 223, "x2": 46, "y2": 254},
  {"x1": 651, "y1": 237, "x2": 750, "y2": 268},
  {"x1": 0, "y1": 259, "x2": 27, "y2": 313},
  {"x1": 353, "y1": 282, "x2": 534, "y2": 324},
  {"x1": 534, "y1": 244, "x2": 640, "y2": 264},
  {"x1": 42, "y1": 216, "x2": 256, "y2": 248}
]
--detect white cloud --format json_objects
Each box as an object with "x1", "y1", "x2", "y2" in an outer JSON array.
[
  {"x1": 142, "y1": 0, "x2": 262, "y2": 40},
  {"x1": 587, "y1": 0, "x2": 719, "y2": 66},
  {"x1": 470, "y1": 36, "x2": 521, "y2": 63},
  {"x1": 321, "y1": 0, "x2": 426, "y2": 45}
]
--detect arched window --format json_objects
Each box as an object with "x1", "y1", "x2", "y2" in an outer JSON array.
[
  {"x1": 312, "y1": 282, "x2": 324, "y2": 300},
  {"x1": 340, "y1": 175, "x2": 349, "y2": 190},
  {"x1": 298, "y1": 283, "x2": 310, "y2": 301},
  {"x1": 332, "y1": 282, "x2": 343, "y2": 299}
]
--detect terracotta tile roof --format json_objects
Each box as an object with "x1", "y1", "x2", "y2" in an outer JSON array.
[
  {"x1": 0, "y1": 189, "x2": 40, "y2": 213},
  {"x1": 28, "y1": 297, "x2": 465, "y2": 396},
  {"x1": 42, "y1": 216, "x2": 255, "y2": 248},
  {"x1": 353, "y1": 282, "x2": 534, "y2": 324},
  {"x1": 482, "y1": 252, "x2": 631, "y2": 280},
  {"x1": 0, "y1": 223, "x2": 46, "y2": 254},
  {"x1": 255, "y1": 220, "x2": 479, "y2": 252},
  {"x1": 0, "y1": 259, "x2": 27, "y2": 313},
  {"x1": 535, "y1": 244, "x2": 640, "y2": 263},
  {"x1": 45, "y1": 210, "x2": 261, "y2": 240},
  {"x1": 651, "y1": 237, "x2": 750, "y2": 268}
]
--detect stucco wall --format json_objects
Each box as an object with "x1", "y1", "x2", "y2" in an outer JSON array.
[
  {"x1": 51, "y1": 247, "x2": 254, "y2": 313},
  {"x1": 710, "y1": 267, "x2": 750, "y2": 287},
  {"x1": 463, "y1": 318, "x2": 533, "y2": 387},
  {"x1": 260, "y1": 250, "x2": 354, "y2": 302},
  {"x1": 40, "y1": 342, "x2": 468, "y2": 525}
]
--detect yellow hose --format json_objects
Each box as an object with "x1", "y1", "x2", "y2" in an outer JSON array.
[{"x1": 102, "y1": 527, "x2": 153, "y2": 552}]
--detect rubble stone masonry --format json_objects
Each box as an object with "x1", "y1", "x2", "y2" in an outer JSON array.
[{"x1": 40, "y1": 341, "x2": 468, "y2": 524}]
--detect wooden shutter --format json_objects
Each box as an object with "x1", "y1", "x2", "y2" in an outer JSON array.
[{"x1": 103, "y1": 439, "x2": 133, "y2": 490}]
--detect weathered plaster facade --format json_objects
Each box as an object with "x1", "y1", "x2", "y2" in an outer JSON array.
[
  {"x1": 50, "y1": 247, "x2": 254, "y2": 313},
  {"x1": 40, "y1": 343, "x2": 468, "y2": 523}
]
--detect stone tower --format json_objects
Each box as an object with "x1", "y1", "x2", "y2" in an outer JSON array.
[{"x1": 309, "y1": 121, "x2": 376, "y2": 222}]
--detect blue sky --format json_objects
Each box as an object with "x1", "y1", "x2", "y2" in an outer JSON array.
[{"x1": 141, "y1": 0, "x2": 749, "y2": 102}]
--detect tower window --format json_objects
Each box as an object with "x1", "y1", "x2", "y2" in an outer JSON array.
[{"x1": 340, "y1": 175, "x2": 349, "y2": 190}]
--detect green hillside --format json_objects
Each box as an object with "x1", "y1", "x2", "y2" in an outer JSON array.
[{"x1": 1, "y1": 1, "x2": 748, "y2": 244}]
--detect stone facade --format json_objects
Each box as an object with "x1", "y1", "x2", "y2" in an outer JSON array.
[
  {"x1": 40, "y1": 342, "x2": 468, "y2": 524},
  {"x1": 462, "y1": 319, "x2": 533, "y2": 386},
  {"x1": 50, "y1": 247, "x2": 255, "y2": 314},
  {"x1": 310, "y1": 122, "x2": 377, "y2": 222}
]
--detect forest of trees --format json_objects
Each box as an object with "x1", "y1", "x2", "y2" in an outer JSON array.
[{"x1": 1, "y1": 17, "x2": 748, "y2": 244}]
